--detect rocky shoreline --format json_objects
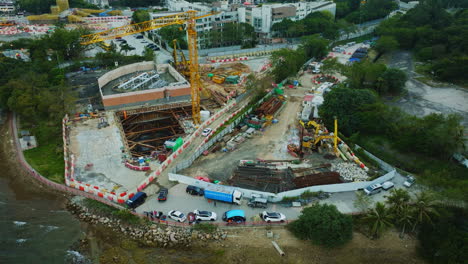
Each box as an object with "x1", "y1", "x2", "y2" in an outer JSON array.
[{"x1": 66, "y1": 199, "x2": 228, "y2": 249}]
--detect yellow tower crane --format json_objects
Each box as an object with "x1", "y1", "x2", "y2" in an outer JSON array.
[{"x1": 79, "y1": 10, "x2": 216, "y2": 124}]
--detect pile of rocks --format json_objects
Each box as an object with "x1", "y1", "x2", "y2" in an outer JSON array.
[
  {"x1": 332, "y1": 162, "x2": 368, "y2": 181},
  {"x1": 66, "y1": 200, "x2": 228, "y2": 248}
]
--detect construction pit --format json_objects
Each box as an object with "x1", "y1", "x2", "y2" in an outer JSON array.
[
  {"x1": 67, "y1": 61, "x2": 254, "y2": 193},
  {"x1": 180, "y1": 71, "x2": 381, "y2": 194}
]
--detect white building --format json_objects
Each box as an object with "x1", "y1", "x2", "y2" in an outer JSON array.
[
  {"x1": 0, "y1": 1, "x2": 15, "y2": 14},
  {"x1": 238, "y1": 1, "x2": 336, "y2": 40},
  {"x1": 163, "y1": 0, "x2": 336, "y2": 45}
]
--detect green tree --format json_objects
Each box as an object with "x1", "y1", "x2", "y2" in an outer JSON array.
[
  {"x1": 18, "y1": 0, "x2": 55, "y2": 14},
  {"x1": 270, "y1": 48, "x2": 307, "y2": 82},
  {"x1": 132, "y1": 10, "x2": 151, "y2": 24},
  {"x1": 375, "y1": 36, "x2": 399, "y2": 55},
  {"x1": 380, "y1": 68, "x2": 407, "y2": 95},
  {"x1": 288, "y1": 204, "x2": 353, "y2": 247},
  {"x1": 300, "y1": 35, "x2": 329, "y2": 60},
  {"x1": 385, "y1": 188, "x2": 411, "y2": 216},
  {"x1": 354, "y1": 191, "x2": 373, "y2": 212},
  {"x1": 412, "y1": 191, "x2": 439, "y2": 230},
  {"x1": 158, "y1": 25, "x2": 187, "y2": 49},
  {"x1": 319, "y1": 87, "x2": 378, "y2": 136},
  {"x1": 362, "y1": 202, "x2": 393, "y2": 239},
  {"x1": 397, "y1": 204, "x2": 415, "y2": 238},
  {"x1": 418, "y1": 206, "x2": 468, "y2": 264}
]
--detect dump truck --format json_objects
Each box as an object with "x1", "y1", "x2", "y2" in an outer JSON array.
[{"x1": 204, "y1": 185, "x2": 243, "y2": 205}]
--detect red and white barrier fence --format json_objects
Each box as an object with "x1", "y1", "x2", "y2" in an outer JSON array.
[{"x1": 210, "y1": 57, "x2": 249, "y2": 63}]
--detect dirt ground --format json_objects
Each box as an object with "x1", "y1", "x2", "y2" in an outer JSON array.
[
  {"x1": 181, "y1": 76, "x2": 342, "y2": 182},
  {"x1": 206, "y1": 227, "x2": 424, "y2": 264}
]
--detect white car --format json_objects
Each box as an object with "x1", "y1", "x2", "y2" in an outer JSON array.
[
  {"x1": 194, "y1": 210, "x2": 217, "y2": 221},
  {"x1": 382, "y1": 181, "x2": 395, "y2": 190},
  {"x1": 364, "y1": 183, "x2": 382, "y2": 195},
  {"x1": 403, "y1": 176, "x2": 415, "y2": 188},
  {"x1": 168, "y1": 210, "x2": 186, "y2": 222},
  {"x1": 261, "y1": 211, "x2": 286, "y2": 223},
  {"x1": 202, "y1": 128, "x2": 213, "y2": 137}
]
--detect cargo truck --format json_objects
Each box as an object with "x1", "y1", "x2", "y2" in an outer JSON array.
[{"x1": 204, "y1": 186, "x2": 243, "y2": 205}]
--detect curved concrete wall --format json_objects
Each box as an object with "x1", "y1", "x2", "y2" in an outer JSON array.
[{"x1": 98, "y1": 62, "x2": 191, "y2": 109}]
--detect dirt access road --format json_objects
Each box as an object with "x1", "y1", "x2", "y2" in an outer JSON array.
[
  {"x1": 385, "y1": 51, "x2": 468, "y2": 128},
  {"x1": 155, "y1": 98, "x2": 252, "y2": 189},
  {"x1": 181, "y1": 85, "x2": 306, "y2": 182}
]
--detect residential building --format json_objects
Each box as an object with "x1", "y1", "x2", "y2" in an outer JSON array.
[
  {"x1": 238, "y1": 1, "x2": 336, "y2": 41},
  {"x1": 0, "y1": 1, "x2": 15, "y2": 14}
]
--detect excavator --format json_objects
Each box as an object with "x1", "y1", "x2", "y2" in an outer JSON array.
[{"x1": 301, "y1": 118, "x2": 340, "y2": 154}]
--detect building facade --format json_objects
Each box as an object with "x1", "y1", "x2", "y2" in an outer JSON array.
[
  {"x1": 238, "y1": 1, "x2": 336, "y2": 39},
  {"x1": 163, "y1": 0, "x2": 336, "y2": 45}
]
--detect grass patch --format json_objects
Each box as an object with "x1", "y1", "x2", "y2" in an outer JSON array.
[
  {"x1": 83, "y1": 198, "x2": 119, "y2": 214},
  {"x1": 23, "y1": 121, "x2": 64, "y2": 183},
  {"x1": 193, "y1": 223, "x2": 217, "y2": 233},
  {"x1": 112, "y1": 210, "x2": 142, "y2": 225}
]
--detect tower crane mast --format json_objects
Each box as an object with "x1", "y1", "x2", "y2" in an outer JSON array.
[{"x1": 80, "y1": 10, "x2": 216, "y2": 124}]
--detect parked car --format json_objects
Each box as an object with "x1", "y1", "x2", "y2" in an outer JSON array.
[
  {"x1": 247, "y1": 197, "x2": 267, "y2": 208},
  {"x1": 403, "y1": 176, "x2": 415, "y2": 188},
  {"x1": 168, "y1": 210, "x2": 186, "y2": 222},
  {"x1": 202, "y1": 128, "x2": 213, "y2": 137},
  {"x1": 194, "y1": 210, "x2": 217, "y2": 221},
  {"x1": 125, "y1": 192, "x2": 147, "y2": 209},
  {"x1": 382, "y1": 181, "x2": 395, "y2": 190},
  {"x1": 364, "y1": 183, "x2": 382, "y2": 195},
  {"x1": 158, "y1": 188, "x2": 168, "y2": 202},
  {"x1": 186, "y1": 185, "x2": 204, "y2": 196},
  {"x1": 261, "y1": 211, "x2": 286, "y2": 223},
  {"x1": 222, "y1": 210, "x2": 246, "y2": 224},
  {"x1": 136, "y1": 35, "x2": 144, "y2": 39}
]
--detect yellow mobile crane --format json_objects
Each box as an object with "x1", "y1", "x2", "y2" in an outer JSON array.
[
  {"x1": 80, "y1": 10, "x2": 216, "y2": 124},
  {"x1": 172, "y1": 39, "x2": 190, "y2": 77}
]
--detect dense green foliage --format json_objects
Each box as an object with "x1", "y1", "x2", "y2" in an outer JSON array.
[
  {"x1": 198, "y1": 23, "x2": 257, "y2": 49},
  {"x1": 376, "y1": 2, "x2": 468, "y2": 83},
  {"x1": 132, "y1": 10, "x2": 151, "y2": 23},
  {"x1": 157, "y1": 25, "x2": 187, "y2": 49},
  {"x1": 418, "y1": 206, "x2": 468, "y2": 264},
  {"x1": 18, "y1": 0, "x2": 54, "y2": 14},
  {"x1": 320, "y1": 87, "x2": 464, "y2": 159},
  {"x1": 344, "y1": 0, "x2": 397, "y2": 24},
  {"x1": 111, "y1": 0, "x2": 163, "y2": 8},
  {"x1": 270, "y1": 35, "x2": 328, "y2": 82},
  {"x1": 271, "y1": 11, "x2": 340, "y2": 40},
  {"x1": 347, "y1": 61, "x2": 407, "y2": 95},
  {"x1": 288, "y1": 204, "x2": 353, "y2": 247}
]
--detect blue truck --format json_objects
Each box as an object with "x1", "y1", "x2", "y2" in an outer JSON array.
[{"x1": 204, "y1": 185, "x2": 243, "y2": 205}]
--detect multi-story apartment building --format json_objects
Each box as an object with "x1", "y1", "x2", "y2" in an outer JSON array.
[
  {"x1": 238, "y1": 1, "x2": 336, "y2": 40},
  {"x1": 164, "y1": 0, "x2": 336, "y2": 46}
]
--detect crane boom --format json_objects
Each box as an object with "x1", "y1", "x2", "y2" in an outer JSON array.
[{"x1": 80, "y1": 10, "x2": 216, "y2": 124}]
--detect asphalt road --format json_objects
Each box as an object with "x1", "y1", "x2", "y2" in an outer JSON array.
[{"x1": 137, "y1": 171, "x2": 412, "y2": 224}]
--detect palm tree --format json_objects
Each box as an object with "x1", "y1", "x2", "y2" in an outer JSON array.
[
  {"x1": 397, "y1": 204, "x2": 414, "y2": 238},
  {"x1": 412, "y1": 191, "x2": 439, "y2": 231},
  {"x1": 385, "y1": 188, "x2": 411, "y2": 216},
  {"x1": 363, "y1": 202, "x2": 394, "y2": 239}
]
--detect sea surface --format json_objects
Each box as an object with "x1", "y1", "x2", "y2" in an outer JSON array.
[{"x1": 0, "y1": 148, "x2": 87, "y2": 263}]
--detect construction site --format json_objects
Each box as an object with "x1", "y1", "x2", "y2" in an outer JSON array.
[{"x1": 59, "y1": 7, "x2": 382, "y2": 204}]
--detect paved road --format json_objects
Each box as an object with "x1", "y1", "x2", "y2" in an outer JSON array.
[
  {"x1": 137, "y1": 171, "x2": 412, "y2": 223},
  {"x1": 137, "y1": 183, "x2": 303, "y2": 224}
]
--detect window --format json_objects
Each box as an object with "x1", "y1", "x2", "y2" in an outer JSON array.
[{"x1": 254, "y1": 18, "x2": 262, "y2": 28}]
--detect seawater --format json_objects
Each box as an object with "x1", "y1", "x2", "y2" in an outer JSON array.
[{"x1": 0, "y1": 155, "x2": 86, "y2": 263}]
